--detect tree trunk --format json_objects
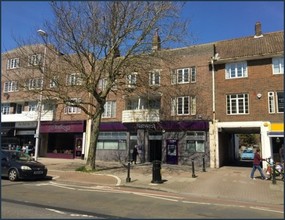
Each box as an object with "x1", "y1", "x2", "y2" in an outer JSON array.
[{"x1": 86, "y1": 115, "x2": 102, "y2": 170}]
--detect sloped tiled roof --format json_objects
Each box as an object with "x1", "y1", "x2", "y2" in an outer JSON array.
[{"x1": 214, "y1": 31, "x2": 284, "y2": 61}]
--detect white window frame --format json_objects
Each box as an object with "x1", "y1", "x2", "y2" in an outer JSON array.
[
  {"x1": 64, "y1": 98, "x2": 82, "y2": 114},
  {"x1": 50, "y1": 76, "x2": 58, "y2": 88},
  {"x1": 1, "y1": 104, "x2": 10, "y2": 115},
  {"x1": 67, "y1": 73, "x2": 82, "y2": 86},
  {"x1": 3, "y1": 81, "x2": 18, "y2": 92},
  {"x1": 225, "y1": 62, "x2": 247, "y2": 79},
  {"x1": 171, "y1": 67, "x2": 196, "y2": 84},
  {"x1": 171, "y1": 96, "x2": 190, "y2": 116},
  {"x1": 102, "y1": 101, "x2": 116, "y2": 118},
  {"x1": 226, "y1": 94, "x2": 249, "y2": 115},
  {"x1": 28, "y1": 102, "x2": 37, "y2": 112},
  {"x1": 28, "y1": 53, "x2": 42, "y2": 66},
  {"x1": 126, "y1": 72, "x2": 137, "y2": 88},
  {"x1": 7, "y1": 58, "x2": 20, "y2": 69},
  {"x1": 268, "y1": 92, "x2": 275, "y2": 114},
  {"x1": 149, "y1": 70, "x2": 160, "y2": 86},
  {"x1": 28, "y1": 78, "x2": 42, "y2": 90},
  {"x1": 272, "y1": 57, "x2": 284, "y2": 74}
]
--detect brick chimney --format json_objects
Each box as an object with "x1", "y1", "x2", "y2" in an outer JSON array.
[
  {"x1": 152, "y1": 29, "x2": 161, "y2": 52},
  {"x1": 254, "y1": 21, "x2": 263, "y2": 38}
]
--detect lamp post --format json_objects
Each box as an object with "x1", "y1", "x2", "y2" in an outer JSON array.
[{"x1": 34, "y1": 29, "x2": 48, "y2": 161}]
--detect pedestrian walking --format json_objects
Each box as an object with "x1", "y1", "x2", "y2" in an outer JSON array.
[
  {"x1": 250, "y1": 148, "x2": 268, "y2": 180},
  {"x1": 132, "y1": 146, "x2": 138, "y2": 164}
]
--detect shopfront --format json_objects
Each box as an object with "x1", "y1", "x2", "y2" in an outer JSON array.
[
  {"x1": 268, "y1": 123, "x2": 284, "y2": 162},
  {"x1": 40, "y1": 121, "x2": 86, "y2": 159}
]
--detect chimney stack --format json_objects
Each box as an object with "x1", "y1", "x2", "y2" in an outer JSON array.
[
  {"x1": 254, "y1": 21, "x2": 263, "y2": 38},
  {"x1": 152, "y1": 29, "x2": 161, "y2": 52}
]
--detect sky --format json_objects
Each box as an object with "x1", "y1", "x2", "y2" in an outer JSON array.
[{"x1": 1, "y1": 1, "x2": 284, "y2": 52}]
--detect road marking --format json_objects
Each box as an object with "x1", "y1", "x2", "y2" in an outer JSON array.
[
  {"x1": 249, "y1": 206, "x2": 284, "y2": 214},
  {"x1": 46, "y1": 208, "x2": 66, "y2": 215}
]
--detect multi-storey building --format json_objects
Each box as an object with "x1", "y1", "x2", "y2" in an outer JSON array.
[
  {"x1": 1, "y1": 22, "x2": 283, "y2": 168},
  {"x1": 211, "y1": 22, "x2": 284, "y2": 168}
]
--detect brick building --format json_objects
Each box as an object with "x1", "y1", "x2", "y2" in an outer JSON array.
[{"x1": 1, "y1": 22, "x2": 283, "y2": 168}]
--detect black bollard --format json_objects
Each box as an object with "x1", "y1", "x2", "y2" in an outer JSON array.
[
  {"x1": 126, "y1": 161, "x2": 131, "y2": 183},
  {"x1": 151, "y1": 160, "x2": 163, "y2": 183},
  {"x1": 272, "y1": 163, "x2": 276, "y2": 185},
  {"x1": 192, "y1": 159, "x2": 196, "y2": 178},
  {"x1": 202, "y1": 156, "x2": 206, "y2": 172}
]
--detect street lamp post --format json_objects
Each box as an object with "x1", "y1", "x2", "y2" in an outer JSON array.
[{"x1": 34, "y1": 29, "x2": 48, "y2": 161}]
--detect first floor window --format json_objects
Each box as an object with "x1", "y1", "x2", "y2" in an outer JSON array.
[
  {"x1": 126, "y1": 72, "x2": 137, "y2": 88},
  {"x1": 3, "y1": 81, "x2": 18, "y2": 92},
  {"x1": 28, "y1": 102, "x2": 37, "y2": 111},
  {"x1": 171, "y1": 96, "x2": 196, "y2": 116},
  {"x1": 102, "y1": 101, "x2": 116, "y2": 118},
  {"x1": 64, "y1": 98, "x2": 81, "y2": 114},
  {"x1": 67, "y1": 73, "x2": 82, "y2": 86},
  {"x1": 28, "y1": 78, "x2": 42, "y2": 90},
  {"x1": 268, "y1": 91, "x2": 284, "y2": 113},
  {"x1": 1, "y1": 104, "x2": 10, "y2": 115},
  {"x1": 28, "y1": 53, "x2": 42, "y2": 66},
  {"x1": 227, "y1": 94, "x2": 249, "y2": 115}
]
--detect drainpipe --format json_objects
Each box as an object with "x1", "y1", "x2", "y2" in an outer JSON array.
[{"x1": 211, "y1": 53, "x2": 220, "y2": 168}]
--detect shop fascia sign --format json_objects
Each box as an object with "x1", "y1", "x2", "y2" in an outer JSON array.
[
  {"x1": 15, "y1": 121, "x2": 37, "y2": 128},
  {"x1": 136, "y1": 123, "x2": 156, "y2": 130}
]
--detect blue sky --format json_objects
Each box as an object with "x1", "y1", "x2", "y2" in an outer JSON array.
[{"x1": 1, "y1": 1, "x2": 284, "y2": 52}]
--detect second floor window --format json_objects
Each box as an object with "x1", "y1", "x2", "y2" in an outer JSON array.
[
  {"x1": 149, "y1": 70, "x2": 160, "y2": 86},
  {"x1": 67, "y1": 73, "x2": 82, "y2": 86},
  {"x1": 227, "y1": 93, "x2": 249, "y2": 115},
  {"x1": 225, "y1": 62, "x2": 247, "y2": 79},
  {"x1": 28, "y1": 54, "x2": 42, "y2": 66},
  {"x1": 50, "y1": 76, "x2": 58, "y2": 88},
  {"x1": 102, "y1": 101, "x2": 116, "y2": 118},
  {"x1": 3, "y1": 81, "x2": 18, "y2": 92},
  {"x1": 7, "y1": 58, "x2": 20, "y2": 69},
  {"x1": 272, "y1": 57, "x2": 284, "y2": 74},
  {"x1": 126, "y1": 72, "x2": 137, "y2": 88},
  {"x1": 171, "y1": 67, "x2": 196, "y2": 84}
]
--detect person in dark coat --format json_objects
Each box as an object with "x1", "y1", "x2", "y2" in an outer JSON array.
[
  {"x1": 132, "y1": 146, "x2": 138, "y2": 164},
  {"x1": 250, "y1": 148, "x2": 268, "y2": 180}
]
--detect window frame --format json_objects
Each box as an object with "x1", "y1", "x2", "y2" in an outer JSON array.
[
  {"x1": 3, "y1": 81, "x2": 18, "y2": 92},
  {"x1": 226, "y1": 93, "x2": 249, "y2": 115},
  {"x1": 28, "y1": 53, "x2": 42, "y2": 66},
  {"x1": 66, "y1": 73, "x2": 83, "y2": 86},
  {"x1": 7, "y1": 58, "x2": 20, "y2": 69},
  {"x1": 272, "y1": 57, "x2": 284, "y2": 74},
  {"x1": 102, "y1": 101, "x2": 116, "y2": 118},
  {"x1": 64, "y1": 98, "x2": 82, "y2": 114},
  {"x1": 126, "y1": 72, "x2": 137, "y2": 88},
  {"x1": 149, "y1": 70, "x2": 160, "y2": 86},
  {"x1": 225, "y1": 61, "x2": 248, "y2": 79},
  {"x1": 276, "y1": 91, "x2": 284, "y2": 113}
]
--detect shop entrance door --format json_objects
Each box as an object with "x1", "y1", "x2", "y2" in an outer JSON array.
[{"x1": 149, "y1": 140, "x2": 162, "y2": 162}]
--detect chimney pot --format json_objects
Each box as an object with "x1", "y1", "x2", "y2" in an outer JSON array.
[{"x1": 254, "y1": 22, "x2": 263, "y2": 38}]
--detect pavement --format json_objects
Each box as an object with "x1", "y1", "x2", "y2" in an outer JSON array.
[{"x1": 38, "y1": 157, "x2": 284, "y2": 210}]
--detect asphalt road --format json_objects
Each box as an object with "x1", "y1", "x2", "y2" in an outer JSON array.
[{"x1": 2, "y1": 179, "x2": 284, "y2": 219}]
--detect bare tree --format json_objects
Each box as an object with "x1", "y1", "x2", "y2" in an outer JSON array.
[{"x1": 4, "y1": 1, "x2": 189, "y2": 170}]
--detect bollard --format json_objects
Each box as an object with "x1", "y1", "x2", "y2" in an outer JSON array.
[
  {"x1": 151, "y1": 160, "x2": 163, "y2": 183},
  {"x1": 126, "y1": 161, "x2": 131, "y2": 183},
  {"x1": 272, "y1": 163, "x2": 276, "y2": 185},
  {"x1": 192, "y1": 159, "x2": 196, "y2": 178},
  {"x1": 202, "y1": 156, "x2": 206, "y2": 172}
]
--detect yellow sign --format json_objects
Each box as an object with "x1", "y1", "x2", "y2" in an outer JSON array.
[{"x1": 270, "y1": 123, "x2": 284, "y2": 132}]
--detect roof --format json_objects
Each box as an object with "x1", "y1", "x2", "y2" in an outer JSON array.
[{"x1": 214, "y1": 31, "x2": 284, "y2": 61}]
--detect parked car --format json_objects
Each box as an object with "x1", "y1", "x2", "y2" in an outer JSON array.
[
  {"x1": 1, "y1": 150, "x2": 48, "y2": 181},
  {"x1": 241, "y1": 149, "x2": 255, "y2": 160}
]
